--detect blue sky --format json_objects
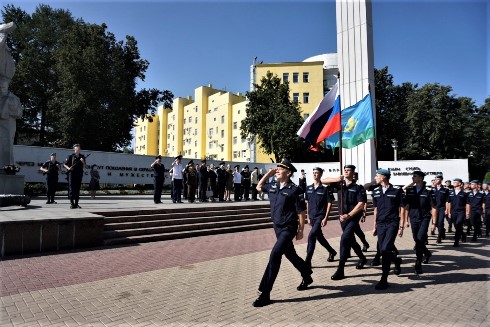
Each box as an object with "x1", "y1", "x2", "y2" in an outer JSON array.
[{"x1": 5, "y1": 0, "x2": 489, "y2": 107}]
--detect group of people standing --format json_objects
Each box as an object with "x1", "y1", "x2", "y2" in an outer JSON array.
[
  {"x1": 40, "y1": 144, "x2": 100, "y2": 208},
  {"x1": 252, "y1": 159, "x2": 488, "y2": 307},
  {"x1": 150, "y1": 155, "x2": 266, "y2": 204}
]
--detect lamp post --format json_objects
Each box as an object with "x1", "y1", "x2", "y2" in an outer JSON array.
[{"x1": 391, "y1": 139, "x2": 398, "y2": 161}]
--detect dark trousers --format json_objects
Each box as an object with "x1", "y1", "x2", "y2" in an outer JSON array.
[
  {"x1": 469, "y1": 210, "x2": 482, "y2": 238},
  {"x1": 252, "y1": 184, "x2": 258, "y2": 200},
  {"x1": 306, "y1": 218, "x2": 336, "y2": 260},
  {"x1": 376, "y1": 222, "x2": 399, "y2": 280},
  {"x1": 339, "y1": 215, "x2": 366, "y2": 262},
  {"x1": 68, "y1": 173, "x2": 82, "y2": 205},
  {"x1": 199, "y1": 180, "x2": 207, "y2": 202},
  {"x1": 46, "y1": 177, "x2": 58, "y2": 202},
  {"x1": 234, "y1": 183, "x2": 241, "y2": 201},
  {"x1": 452, "y1": 211, "x2": 465, "y2": 243},
  {"x1": 154, "y1": 177, "x2": 164, "y2": 203},
  {"x1": 187, "y1": 184, "x2": 197, "y2": 203},
  {"x1": 217, "y1": 182, "x2": 226, "y2": 201},
  {"x1": 242, "y1": 182, "x2": 250, "y2": 200},
  {"x1": 410, "y1": 218, "x2": 431, "y2": 261},
  {"x1": 436, "y1": 207, "x2": 446, "y2": 237},
  {"x1": 486, "y1": 213, "x2": 490, "y2": 236},
  {"x1": 172, "y1": 179, "x2": 183, "y2": 202},
  {"x1": 258, "y1": 223, "x2": 312, "y2": 295},
  {"x1": 354, "y1": 224, "x2": 369, "y2": 247}
]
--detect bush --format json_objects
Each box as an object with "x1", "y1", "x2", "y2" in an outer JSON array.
[{"x1": 24, "y1": 183, "x2": 46, "y2": 196}]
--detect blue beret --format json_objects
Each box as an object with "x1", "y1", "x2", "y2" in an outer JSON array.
[
  {"x1": 435, "y1": 174, "x2": 443, "y2": 179},
  {"x1": 376, "y1": 168, "x2": 391, "y2": 176},
  {"x1": 344, "y1": 164, "x2": 356, "y2": 170},
  {"x1": 277, "y1": 158, "x2": 297, "y2": 173},
  {"x1": 470, "y1": 180, "x2": 479, "y2": 184},
  {"x1": 453, "y1": 178, "x2": 462, "y2": 183}
]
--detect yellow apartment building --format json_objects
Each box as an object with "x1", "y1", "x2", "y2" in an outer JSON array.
[{"x1": 134, "y1": 53, "x2": 338, "y2": 163}]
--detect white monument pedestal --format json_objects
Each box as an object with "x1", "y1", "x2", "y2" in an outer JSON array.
[{"x1": 0, "y1": 174, "x2": 25, "y2": 194}]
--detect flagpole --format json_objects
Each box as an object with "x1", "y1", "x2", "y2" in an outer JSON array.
[
  {"x1": 338, "y1": 72, "x2": 344, "y2": 216},
  {"x1": 369, "y1": 83, "x2": 379, "y2": 171}
]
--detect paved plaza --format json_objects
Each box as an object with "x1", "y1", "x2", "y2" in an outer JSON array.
[{"x1": 1, "y1": 195, "x2": 489, "y2": 326}]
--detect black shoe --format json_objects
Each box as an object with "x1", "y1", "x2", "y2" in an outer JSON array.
[
  {"x1": 331, "y1": 270, "x2": 345, "y2": 280},
  {"x1": 436, "y1": 236, "x2": 442, "y2": 244},
  {"x1": 297, "y1": 275, "x2": 313, "y2": 291},
  {"x1": 415, "y1": 261, "x2": 423, "y2": 274},
  {"x1": 252, "y1": 294, "x2": 271, "y2": 307},
  {"x1": 327, "y1": 251, "x2": 336, "y2": 262},
  {"x1": 77, "y1": 205, "x2": 82, "y2": 209},
  {"x1": 453, "y1": 242, "x2": 459, "y2": 247},
  {"x1": 422, "y1": 251, "x2": 432, "y2": 264},
  {"x1": 177, "y1": 201, "x2": 183, "y2": 203},
  {"x1": 362, "y1": 244, "x2": 370, "y2": 252},
  {"x1": 356, "y1": 258, "x2": 367, "y2": 269},
  {"x1": 394, "y1": 248, "x2": 399, "y2": 256},
  {"x1": 462, "y1": 233, "x2": 467, "y2": 242},
  {"x1": 46, "y1": 201, "x2": 51, "y2": 204},
  {"x1": 52, "y1": 201, "x2": 57, "y2": 204},
  {"x1": 431, "y1": 230, "x2": 435, "y2": 236},
  {"x1": 371, "y1": 258, "x2": 381, "y2": 266},
  {"x1": 70, "y1": 205, "x2": 76, "y2": 209},
  {"x1": 448, "y1": 227, "x2": 453, "y2": 233},
  {"x1": 393, "y1": 257, "x2": 402, "y2": 275},
  {"x1": 375, "y1": 280, "x2": 389, "y2": 290},
  {"x1": 471, "y1": 236, "x2": 477, "y2": 242}
]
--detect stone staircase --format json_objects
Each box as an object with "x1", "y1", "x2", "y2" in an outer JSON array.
[{"x1": 100, "y1": 202, "x2": 373, "y2": 246}]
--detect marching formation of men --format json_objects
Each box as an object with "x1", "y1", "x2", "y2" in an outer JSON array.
[{"x1": 252, "y1": 160, "x2": 488, "y2": 307}]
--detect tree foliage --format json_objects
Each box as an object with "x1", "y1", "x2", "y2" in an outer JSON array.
[
  {"x1": 2, "y1": 4, "x2": 173, "y2": 150},
  {"x1": 241, "y1": 71, "x2": 309, "y2": 163}
]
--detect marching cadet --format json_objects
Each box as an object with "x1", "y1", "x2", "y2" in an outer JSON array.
[
  {"x1": 63, "y1": 144, "x2": 87, "y2": 209},
  {"x1": 483, "y1": 181, "x2": 490, "y2": 237},
  {"x1": 371, "y1": 169, "x2": 404, "y2": 290},
  {"x1": 403, "y1": 171, "x2": 436, "y2": 274},
  {"x1": 321, "y1": 164, "x2": 368, "y2": 281},
  {"x1": 40, "y1": 153, "x2": 62, "y2": 204},
  {"x1": 431, "y1": 174, "x2": 450, "y2": 243},
  {"x1": 467, "y1": 180, "x2": 485, "y2": 241},
  {"x1": 447, "y1": 178, "x2": 470, "y2": 246},
  {"x1": 252, "y1": 159, "x2": 313, "y2": 307},
  {"x1": 304, "y1": 167, "x2": 337, "y2": 270}
]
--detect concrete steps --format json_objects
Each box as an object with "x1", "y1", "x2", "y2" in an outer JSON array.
[{"x1": 100, "y1": 202, "x2": 374, "y2": 246}]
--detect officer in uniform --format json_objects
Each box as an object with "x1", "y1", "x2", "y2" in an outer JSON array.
[
  {"x1": 150, "y1": 155, "x2": 166, "y2": 204},
  {"x1": 371, "y1": 169, "x2": 405, "y2": 290},
  {"x1": 241, "y1": 165, "x2": 251, "y2": 201},
  {"x1": 40, "y1": 153, "x2": 62, "y2": 204},
  {"x1": 304, "y1": 167, "x2": 337, "y2": 269},
  {"x1": 403, "y1": 171, "x2": 436, "y2": 274},
  {"x1": 447, "y1": 178, "x2": 470, "y2": 246},
  {"x1": 216, "y1": 162, "x2": 227, "y2": 201},
  {"x1": 171, "y1": 155, "x2": 184, "y2": 203},
  {"x1": 63, "y1": 144, "x2": 87, "y2": 209},
  {"x1": 252, "y1": 159, "x2": 313, "y2": 307},
  {"x1": 321, "y1": 164, "x2": 368, "y2": 280},
  {"x1": 198, "y1": 160, "x2": 208, "y2": 202},
  {"x1": 467, "y1": 180, "x2": 485, "y2": 241},
  {"x1": 431, "y1": 174, "x2": 450, "y2": 243}
]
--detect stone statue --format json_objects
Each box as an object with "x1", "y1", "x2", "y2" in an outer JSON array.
[{"x1": 0, "y1": 22, "x2": 23, "y2": 169}]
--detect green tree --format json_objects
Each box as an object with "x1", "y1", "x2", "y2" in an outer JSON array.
[
  {"x1": 241, "y1": 71, "x2": 308, "y2": 163},
  {"x1": 465, "y1": 97, "x2": 490, "y2": 180},
  {"x1": 2, "y1": 4, "x2": 173, "y2": 150}
]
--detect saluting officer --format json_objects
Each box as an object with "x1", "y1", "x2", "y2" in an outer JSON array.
[
  {"x1": 321, "y1": 164, "x2": 368, "y2": 281},
  {"x1": 467, "y1": 180, "x2": 485, "y2": 241},
  {"x1": 431, "y1": 174, "x2": 450, "y2": 243},
  {"x1": 63, "y1": 144, "x2": 86, "y2": 209},
  {"x1": 447, "y1": 178, "x2": 470, "y2": 246},
  {"x1": 304, "y1": 167, "x2": 337, "y2": 270},
  {"x1": 403, "y1": 171, "x2": 436, "y2": 274},
  {"x1": 40, "y1": 153, "x2": 62, "y2": 204},
  {"x1": 371, "y1": 169, "x2": 405, "y2": 290},
  {"x1": 150, "y1": 155, "x2": 166, "y2": 204},
  {"x1": 252, "y1": 159, "x2": 313, "y2": 307}
]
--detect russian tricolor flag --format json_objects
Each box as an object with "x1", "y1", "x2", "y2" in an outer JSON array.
[{"x1": 297, "y1": 81, "x2": 341, "y2": 149}]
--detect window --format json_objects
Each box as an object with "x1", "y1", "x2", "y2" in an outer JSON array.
[
  {"x1": 303, "y1": 93, "x2": 309, "y2": 104},
  {"x1": 303, "y1": 72, "x2": 309, "y2": 83},
  {"x1": 242, "y1": 150, "x2": 247, "y2": 158},
  {"x1": 293, "y1": 72, "x2": 299, "y2": 83},
  {"x1": 184, "y1": 118, "x2": 186, "y2": 124},
  {"x1": 194, "y1": 128, "x2": 197, "y2": 135},
  {"x1": 233, "y1": 122, "x2": 237, "y2": 129},
  {"x1": 195, "y1": 106, "x2": 198, "y2": 112},
  {"x1": 283, "y1": 73, "x2": 289, "y2": 82},
  {"x1": 209, "y1": 141, "x2": 213, "y2": 149},
  {"x1": 195, "y1": 140, "x2": 197, "y2": 147},
  {"x1": 195, "y1": 117, "x2": 198, "y2": 123},
  {"x1": 293, "y1": 93, "x2": 299, "y2": 102},
  {"x1": 195, "y1": 152, "x2": 197, "y2": 157},
  {"x1": 233, "y1": 136, "x2": 237, "y2": 144},
  {"x1": 233, "y1": 151, "x2": 238, "y2": 159},
  {"x1": 221, "y1": 130, "x2": 224, "y2": 138},
  {"x1": 214, "y1": 117, "x2": 216, "y2": 122},
  {"x1": 238, "y1": 110, "x2": 240, "y2": 114},
  {"x1": 221, "y1": 115, "x2": 224, "y2": 124},
  {"x1": 209, "y1": 128, "x2": 213, "y2": 136},
  {"x1": 241, "y1": 138, "x2": 246, "y2": 143}
]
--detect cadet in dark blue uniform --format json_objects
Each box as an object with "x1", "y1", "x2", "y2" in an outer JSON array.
[
  {"x1": 40, "y1": 153, "x2": 62, "y2": 204},
  {"x1": 447, "y1": 178, "x2": 470, "y2": 246},
  {"x1": 431, "y1": 174, "x2": 450, "y2": 243},
  {"x1": 322, "y1": 164, "x2": 368, "y2": 280},
  {"x1": 371, "y1": 169, "x2": 404, "y2": 290},
  {"x1": 467, "y1": 180, "x2": 485, "y2": 241},
  {"x1": 483, "y1": 181, "x2": 490, "y2": 236},
  {"x1": 403, "y1": 171, "x2": 436, "y2": 274},
  {"x1": 63, "y1": 144, "x2": 87, "y2": 209},
  {"x1": 150, "y1": 155, "x2": 166, "y2": 204},
  {"x1": 252, "y1": 159, "x2": 313, "y2": 307},
  {"x1": 304, "y1": 167, "x2": 337, "y2": 269}
]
